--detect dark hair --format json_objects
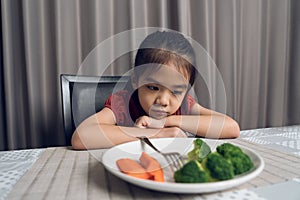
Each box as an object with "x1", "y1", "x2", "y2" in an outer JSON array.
[{"x1": 134, "y1": 31, "x2": 196, "y2": 87}]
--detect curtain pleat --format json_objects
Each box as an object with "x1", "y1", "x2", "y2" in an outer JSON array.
[
  {"x1": 2, "y1": 0, "x2": 29, "y2": 149},
  {"x1": 1, "y1": 0, "x2": 299, "y2": 150},
  {"x1": 288, "y1": 0, "x2": 300, "y2": 126}
]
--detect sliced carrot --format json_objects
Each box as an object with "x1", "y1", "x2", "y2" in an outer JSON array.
[
  {"x1": 139, "y1": 152, "x2": 165, "y2": 182},
  {"x1": 116, "y1": 158, "x2": 152, "y2": 180}
]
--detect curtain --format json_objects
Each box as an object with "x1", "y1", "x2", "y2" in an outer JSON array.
[{"x1": 1, "y1": 0, "x2": 299, "y2": 150}]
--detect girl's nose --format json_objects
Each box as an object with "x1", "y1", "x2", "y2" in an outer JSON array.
[{"x1": 155, "y1": 92, "x2": 169, "y2": 106}]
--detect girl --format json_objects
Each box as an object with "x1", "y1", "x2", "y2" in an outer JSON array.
[{"x1": 72, "y1": 31, "x2": 240, "y2": 149}]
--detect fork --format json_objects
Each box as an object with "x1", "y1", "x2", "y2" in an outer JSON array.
[{"x1": 137, "y1": 136, "x2": 185, "y2": 172}]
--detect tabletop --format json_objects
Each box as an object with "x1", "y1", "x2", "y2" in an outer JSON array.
[{"x1": 1, "y1": 125, "x2": 300, "y2": 200}]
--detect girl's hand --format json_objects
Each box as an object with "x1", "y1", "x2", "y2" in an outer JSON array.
[{"x1": 134, "y1": 116, "x2": 166, "y2": 129}]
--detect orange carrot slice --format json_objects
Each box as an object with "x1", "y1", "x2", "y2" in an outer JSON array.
[
  {"x1": 139, "y1": 152, "x2": 165, "y2": 182},
  {"x1": 116, "y1": 158, "x2": 152, "y2": 180}
]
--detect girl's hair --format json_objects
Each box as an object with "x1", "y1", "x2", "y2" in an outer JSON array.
[{"x1": 134, "y1": 31, "x2": 196, "y2": 87}]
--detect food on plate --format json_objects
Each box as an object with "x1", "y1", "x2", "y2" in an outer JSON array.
[
  {"x1": 116, "y1": 152, "x2": 164, "y2": 182},
  {"x1": 116, "y1": 139, "x2": 254, "y2": 184},
  {"x1": 116, "y1": 158, "x2": 152, "y2": 180},
  {"x1": 139, "y1": 152, "x2": 164, "y2": 182},
  {"x1": 174, "y1": 139, "x2": 254, "y2": 183},
  {"x1": 187, "y1": 138, "x2": 211, "y2": 162},
  {"x1": 204, "y1": 152, "x2": 234, "y2": 180},
  {"x1": 216, "y1": 143, "x2": 254, "y2": 175},
  {"x1": 174, "y1": 153, "x2": 234, "y2": 183},
  {"x1": 174, "y1": 160, "x2": 209, "y2": 183}
]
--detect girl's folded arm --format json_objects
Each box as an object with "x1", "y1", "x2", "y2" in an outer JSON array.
[
  {"x1": 71, "y1": 108, "x2": 187, "y2": 150},
  {"x1": 165, "y1": 103, "x2": 240, "y2": 139}
]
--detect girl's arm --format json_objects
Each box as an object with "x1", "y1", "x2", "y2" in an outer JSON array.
[
  {"x1": 71, "y1": 108, "x2": 187, "y2": 150},
  {"x1": 165, "y1": 103, "x2": 240, "y2": 138}
]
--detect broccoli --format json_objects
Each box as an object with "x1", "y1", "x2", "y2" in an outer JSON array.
[
  {"x1": 216, "y1": 143, "x2": 254, "y2": 175},
  {"x1": 203, "y1": 152, "x2": 235, "y2": 180},
  {"x1": 216, "y1": 143, "x2": 242, "y2": 156},
  {"x1": 174, "y1": 160, "x2": 209, "y2": 183},
  {"x1": 187, "y1": 138, "x2": 211, "y2": 163},
  {"x1": 174, "y1": 140, "x2": 254, "y2": 183}
]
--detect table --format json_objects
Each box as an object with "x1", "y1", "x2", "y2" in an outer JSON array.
[{"x1": 1, "y1": 125, "x2": 300, "y2": 200}]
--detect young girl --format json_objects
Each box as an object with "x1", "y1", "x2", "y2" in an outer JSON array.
[{"x1": 72, "y1": 31, "x2": 240, "y2": 149}]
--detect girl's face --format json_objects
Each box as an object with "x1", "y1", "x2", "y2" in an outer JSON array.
[{"x1": 133, "y1": 63, "x2": 190, "y2": 119}]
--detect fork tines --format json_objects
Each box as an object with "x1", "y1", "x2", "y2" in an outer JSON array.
[
  {"x1": 163, "y1": 153, "x2": 184, "y2": 172},
  {"x1": 137, "y1": 136, "x2": 185, "y2": 172}
]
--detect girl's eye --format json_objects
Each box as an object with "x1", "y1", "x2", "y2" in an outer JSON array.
[
  {"x1": 147, "y1": 85, "x2": 159, "y2": 91},
  {"x1": 172, "y1": 90, "x2": 183, "y2": 95}
]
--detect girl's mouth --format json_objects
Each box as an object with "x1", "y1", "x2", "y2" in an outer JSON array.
[{"x1": 149, "y1": 109, "x2": 168, "y2": 119}]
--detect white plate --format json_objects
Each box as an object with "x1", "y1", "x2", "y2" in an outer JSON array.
[{"x1": 102, "y1": 138, "x2": 264, "y2": 193}]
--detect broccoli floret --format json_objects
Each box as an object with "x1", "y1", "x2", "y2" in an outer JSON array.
[
  {"x1": 229, "y1": 153, "x2": 254, "y2": 175},
  {"x1": 174, "y1": 160, "x2": 209, "y2": 183},
  {"x1": 217, "y1": 143, "x2": 242, "y2": 157},
  {"x1": 217, "y1": 143, "x2": 254, "y2": 175},
  {"x1": 204, "y1": 152, "x2": 234, "y2": 180},
  {"x1": 187, "y1": 138, "x2": 211, "y2": 163}
]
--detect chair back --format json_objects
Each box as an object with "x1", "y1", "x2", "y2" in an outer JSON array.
[{"x1": 60, "y1": 74, "x2": 130, "y2": 145}]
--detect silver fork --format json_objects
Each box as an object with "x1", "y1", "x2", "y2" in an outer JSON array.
[{"x1": 137, "y1": 136, "x2": 185, "y2": 172}]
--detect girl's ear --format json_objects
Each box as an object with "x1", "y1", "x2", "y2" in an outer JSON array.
[{"x1": 131, "y1": 72, "x2": 138, "y2": 89}]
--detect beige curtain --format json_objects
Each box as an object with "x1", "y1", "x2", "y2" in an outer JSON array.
[{"x1": 1, "y1": 0, "x2": 299, "y2": 150}]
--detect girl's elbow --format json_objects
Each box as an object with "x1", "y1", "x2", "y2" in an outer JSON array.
[
  {"x1": 71, "y1": 131, "x2": 87, "y2": 150},
  {"x1": 229, "y1": 120, "x2": 240, "y2": 138}
]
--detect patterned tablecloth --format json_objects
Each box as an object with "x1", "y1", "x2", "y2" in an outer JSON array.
[
  {"x1": 0, "y1": 149, "x2": 44, "y2": 200},
  {"x1": 240, "y1": 125, "x2": 300, "y2": 156},
  {"x1": 1, "y1": 125, "x2": 300, "y2": 200}
]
